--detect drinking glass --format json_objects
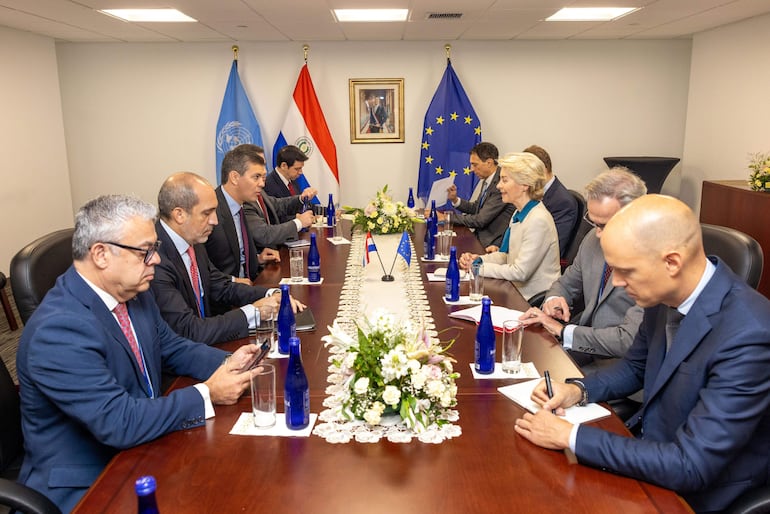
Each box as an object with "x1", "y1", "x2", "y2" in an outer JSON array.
[
  {"x1": 443, "y1": 211, "x2": 453, "y2": 234},
  {"x1": 469, "y1": 262, "x2": 484, "y2": 302},
  {"x1": 250, "y1": 364, "x2": 276, "y2": 428},
  {"x1": 502, "y1": 320, "x2": 524, "y2": 374},
  {"x1": 289, "y1": 248, "x2": 304, "y2": 282},
  {"x1": 256, "y1": 305, "x2": 275, "y2": 353},
  {"x1": 436, "y1": 232, "x2": 452, "y2": 260}
]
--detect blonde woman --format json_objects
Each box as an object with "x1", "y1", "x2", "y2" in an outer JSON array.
[{"x1": 459, "y1": 152, "x2": 560, "y2": 301}]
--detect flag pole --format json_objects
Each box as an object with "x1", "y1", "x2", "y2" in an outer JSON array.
[
  {"x1": 232, "y1": 45, "x2": 239, "y2": 61},
  {"x1": 445, "y1": 44, "x2": 451, "y2": 64},
  {"x1": 370, "y1": 234, "x2": 394, "y2": 282},
  {"x1": 303, "y1": 44, "x2": 309, "y2": 64}
]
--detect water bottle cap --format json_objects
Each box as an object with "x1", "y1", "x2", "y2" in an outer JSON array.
[
  {"x1": 289, "y1": 336, "x2": 301, "y2": 347},
  {"x1": 280, "y1": 283, "x2": 290, "y2": 293},
  {"x1": 481, "y1": 297, "x2": 491, "y2": 306},
  {"x1": 135, "y1": 475, "x2": 157, "y2": 495},
  {"x1": 310, "y1": 232, "x2": 317, "y2": 241},
  {"x1": 450, "y1": 246, "x2": 457, "y2": 254}
]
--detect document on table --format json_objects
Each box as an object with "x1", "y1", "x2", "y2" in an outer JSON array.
[
  {"x1": 449, "y1": 304, "x2": 524, "y2": 330},
  {"x1": 498, "y1": 379, "x2": 611, "y2": 425}
]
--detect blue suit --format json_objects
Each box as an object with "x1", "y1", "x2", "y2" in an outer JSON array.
[
  {"x1": 578, "y1": 258, "x2": 770, "y2": 513},
  {"x1": 16, "y1": 266, "x2": 225, "y2": 512}
]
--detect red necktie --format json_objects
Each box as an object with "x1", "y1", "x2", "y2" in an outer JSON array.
[
  {"x1": 114, "y1": 303, "x2": 145, "y2": 372},
  {"x1": 186, "y1": 246, "x2": 202, "y2": 316},
  {"x1": 238, "y1": 207, "x2": 251, "y2": 278},
  {"x1": 256, "y1": 194, "x2": 271, "y2": 225},
  {"x1": 287, "y1": 182, "x2": 296, "y2": 195}
]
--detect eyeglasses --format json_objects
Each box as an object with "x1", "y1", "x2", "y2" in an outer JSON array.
[
  {"x1": 102, "y1": 240, "x2": 161, "y2": 265},
  {"x1": 583, "y1": 211, "x2": 607, "y2": 230}
]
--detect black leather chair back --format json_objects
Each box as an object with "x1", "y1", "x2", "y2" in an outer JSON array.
[
  {"x1": 0, "y1": 359, "x2": 22, "y2": 475},
  {"x1": 701, "y1": 223, "x2": 764, "y2": 289},
  {"x1": 561, "y1": 190, "x2": 590, "y2": 271},
  {"x1": 10, "y1": 228, "x2": 74, "y2": 324}
]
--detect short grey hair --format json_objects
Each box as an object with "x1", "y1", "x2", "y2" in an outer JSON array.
[
  {"x1": 158, "y1": 172, "x2": 210, "y2": 220},
  {"x1": 72, "y1": 195, "x2": 158, "y2": 260},
  {"x1": 584, "y1": 167, "x2": 647, "y2": 207}
]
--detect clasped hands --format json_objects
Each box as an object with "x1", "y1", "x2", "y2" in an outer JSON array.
[{"x1": 518, "y1": 297, "x2": 572, "y2": 340}]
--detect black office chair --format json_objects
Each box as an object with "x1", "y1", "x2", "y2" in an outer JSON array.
[
  {"x1": 561, "y1": 190, "x2": 589, "y2": 272},
  {"x1": 10, "y1": 229, "x2": 74, "y2": 324},
  {"x1": 701, "y1": 223, "x2": 764, "y2": 289},
  {"x1": 0, "y1": 360, "x2": 61, "y2": 514},
  {"x1": 527, "y1": 291, "x2": 546, "y2": 308},
  {"x1": 725, "y1": 486, "x2": 770, "y2": 514}
]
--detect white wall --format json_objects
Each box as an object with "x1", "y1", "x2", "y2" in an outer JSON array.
[
  {"x1": 0, "y1": 26, "x2": 73, "y2": 272},
  {"x1": 681, "y1": 12, "x2": 770, "y2": 212},
  {"x1": 56, "y1": 39, "x2": 691, "y2": 211}
]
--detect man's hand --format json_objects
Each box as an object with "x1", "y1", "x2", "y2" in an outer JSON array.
[
  {"x1": 253, "y1": 294, "x2": 280, "y2": 312},
  {"x1": 519, "y1": 306, "x2": 565, "y2": 340},
  {"x1": 258, "y1": 248, "x2": 281, "y2": 264},
  {"x1": 296, "y1": 210, "x2": 315, "y2": 228},
  {"x1": 300, "y1": 188, "x2": 318, "y2": 201},
  {"x1": 204, "y1": 344, "x2": 259, "y2": 405},
  {"x1": 289, "y1": 294, "x2": 306, "y2": 313},
  {"x1": 459, "y1": 252, "x2": 479, "y2": 270},
  {"x1": 447, "y1": 183, "x2": 458, "y2": 202},
  {"x1": 542, "y1": 296, "x2": 571, "y2": 322},
  {"x1": 514, "y1": 410, "x2": 573, "y2": 451}
]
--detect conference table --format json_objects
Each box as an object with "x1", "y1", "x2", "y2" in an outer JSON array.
[{"x1": 73, "y1": 222, "x2": 692, "y2": 513}]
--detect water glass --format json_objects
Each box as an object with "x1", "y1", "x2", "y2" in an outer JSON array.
[
  {"x1": 436, "y1": 231, "x2": 452, "y2": 260},
  {"x1": 331, "y1": 218, "x2": 343, "y2": 242},
  {"x1": 256, "y1": 305, "x2": 275, "y2": 353},
  {"x1": 443, "y1": 211, "x2": 453, "y2": 234},
  {"x1": 250, "y1": 364, "x2": 276, "y2": 428},
  {"x1": 469, "y1": 262, "x2": 484, "y2": 302},
  {"x1": 289, "y1": 248, "x2": 304, "y2": 282},
  {"x1": 502, "y1": 320, "x2": 524, "y2": 374}
]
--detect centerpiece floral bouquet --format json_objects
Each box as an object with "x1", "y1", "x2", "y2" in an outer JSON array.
[
  {"x1": 748, "y1": 152, "x2": 770, "y2": 192},
  {"x1": 344, "y1": 185, "x2": 421, "y2": 234},
  {"x1": 321, "y1": 310, "x2": 459, "y2": 434}
]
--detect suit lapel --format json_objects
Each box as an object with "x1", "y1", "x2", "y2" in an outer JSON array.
[
  {"x1": 216, "y1": 187, "x2": 241, "y2": 265},
  {"x1": 157, "y1": 222, "x2": 198, "y2": 310}
]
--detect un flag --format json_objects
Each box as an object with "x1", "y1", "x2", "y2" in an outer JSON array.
[{"x1": 417, "y1": 61, "x2": 482, "y2": 208}]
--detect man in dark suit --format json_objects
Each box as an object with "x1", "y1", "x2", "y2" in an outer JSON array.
[
  {"x1": 206, "y1": 144, "x2": 276, "y2": 282},
  {"x1": 519, "y1": 168, "x2": 647, "y2": 371},
  {"x1": 244, "y1": 190, "x2": 315, "y2": 249},
  {"x1": 152, "y1": 172, "x2": 303, "y2": 345},
  {"x1": 523, "y1": 145, "x2": 579, "y2": 258},
  {"x1": 16, "y1": 194, "x2": 259, "y2": 512},
  {"x1": 442, "y1": 142, "x2": 515, "y2": 249},
  {"x1": 263, "y1": 145, "x2": 316, "y2": 215},
  {"x1": 515, "y1": 195, "x2": 770, "y2": 513}
]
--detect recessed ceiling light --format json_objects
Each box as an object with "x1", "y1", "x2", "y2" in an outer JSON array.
[
  {"x1": 333, "y1": 9, "x2": 409, "y2": 22},
  {"x1": 99, "y1": 9, "x2": 197, "y2": 23},
  {"x1": 546, "y1": 7, "x2": 638, "y2": 22}
]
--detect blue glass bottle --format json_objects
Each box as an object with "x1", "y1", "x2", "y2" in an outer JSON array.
[
  {"x1": 135, "y1": 475, "x2": 160, "y2": 514},
  {"x1": 407, "y1": 187, "x2": 415, "y2": 208},
  {"x1": 445, "y1": 246, "x2": 460, "y2": 301},
  {"x1": 428, "y1": 200, "x2": 438, "y2": 258},
  {"x1": 285, "y1": 336, "x2": 310, "y2": 430},
  {"x1": 326, "y1": 193, "x2": 335, "y2": 227},
  {"x1": 475, "y1": 297, "x2": 495, "y2": 374},
  {"x1": 423, "y1": 216, "x2": 435, "y2": 260},
  {"x1": 277, "y1": 284, "x2": 296, "y2": 354},
  {"x1": 307, "y1": 232, "x2": 321, "y2": 282}
]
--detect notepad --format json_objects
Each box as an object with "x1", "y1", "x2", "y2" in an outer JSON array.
[
  {"x1": 448, "y1": 304, "x2": 524, "y2": 331},
  {"x1": 498, "y1": 379, "x2": 611, "y2": 425}
]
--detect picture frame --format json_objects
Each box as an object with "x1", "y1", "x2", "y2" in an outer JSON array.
[{"x1": 349, "y1": 78, "x2": 405, "y2": 143}]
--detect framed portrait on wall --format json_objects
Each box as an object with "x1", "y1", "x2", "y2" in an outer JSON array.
[{"x1": 349, "y1": 78, "x2": 405, "y2": 143}]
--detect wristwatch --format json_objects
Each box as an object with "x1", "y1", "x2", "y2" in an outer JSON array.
[{"x1": 564, "y1": 378, "x2": 588, "y2": 407}]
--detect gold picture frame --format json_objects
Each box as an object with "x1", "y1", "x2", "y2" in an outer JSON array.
[{"x1": 349, "y1": 78, "x2": 405, "y2": 143}]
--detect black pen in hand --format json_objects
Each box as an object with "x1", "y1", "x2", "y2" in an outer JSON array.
[{"x1": 544, "y1": 370, "x2": 556, "y2": 414}]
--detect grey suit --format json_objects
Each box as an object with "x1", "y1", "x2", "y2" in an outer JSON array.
[
  {"x1": 453, "y1": 168, "x2": 515, "y2": 248},
  {"x1": 243, "y1": 193, "x2": 303, "y2": 249},
  {"x1": 547, "y1": 228, "x2": 643, "y2": 367}
]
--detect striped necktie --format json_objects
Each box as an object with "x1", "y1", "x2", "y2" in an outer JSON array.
[{"x1": 113, "y1": 303, "x2": 144, "y2": 372}]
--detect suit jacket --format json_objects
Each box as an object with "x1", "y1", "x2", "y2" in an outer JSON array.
[
  {"x1": 243, "y1": 193, "x2": 303, "y2": 248},
  {"x1": 151, "y1": 221, "x2": 269, "y2": 344},
  {"x1": 480, "y1": 202, "x2": 560, "y2": 300},
  {"x1": 547, "y1": 229, "x2": 643, "y2": 364},
  {"x1": 205, "y1": 186, "x2": 259, "y2": 281},
  {"x1": 453, "y1": 168, "x2": 516, "y2": 248},
  {"x1": 263, "y1": 170, "x2": 300, "y2": 200},
  {"x1": 577, "y1": 259, "x2": 770, "y2": 513},
  {"x1": 542, "y1": 176, "x2": 579, "y2": 258},
  {"x1": 16, "y1": 266, "x2": 224, "y2": 512}
]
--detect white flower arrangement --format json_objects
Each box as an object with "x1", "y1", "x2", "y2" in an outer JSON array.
[
  {"x1": 344, "y1": 185, "x2": 421, "y2": 234},
  {"x1": 321, "y1": 310, "x2": 459, "y2": 433},
  {"x1": 748, "y1": 152, "x2": 770, "y2": 192}
]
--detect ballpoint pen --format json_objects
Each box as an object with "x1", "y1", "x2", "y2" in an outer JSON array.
[{"x1": 544, "y1": 370, "x2": 556, "y2": 414}]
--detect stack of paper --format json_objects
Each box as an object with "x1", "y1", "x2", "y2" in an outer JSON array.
[
  {"x1": 449, "y1": 304, "x2": 524, "y2": 330},
  {"x1": 498, "y1": 379, "x2": 611, "y2": 424}
]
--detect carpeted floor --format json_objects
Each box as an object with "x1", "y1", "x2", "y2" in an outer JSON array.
[{"x1": 0, "y1": 281, "x2": 21, "y2": 384}]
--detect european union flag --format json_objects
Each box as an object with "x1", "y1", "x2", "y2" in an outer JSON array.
[
  {"x1": 397, "y1": 231, "x2": 411, "y2": 266},
  {"x1": 215, "y1": 59, "x2": 265, "y2": 180},
  {"x1": 417, "y1": 61, "x2": 482, "y2": 208}
]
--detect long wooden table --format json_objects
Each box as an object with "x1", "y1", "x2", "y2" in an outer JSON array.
[{"x1": 73, "y1": 223, "x2": 692, "y2": 513}]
